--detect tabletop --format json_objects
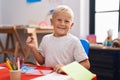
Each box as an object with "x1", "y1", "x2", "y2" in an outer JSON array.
[
  {"x1": 0, "y1": 63, "x2": 97, "y2": 80},
  {"x1": 0, "y1": 25, "x2": 54, "y2": 34},
  {"x1": 90, "y1": 44, "x2": 120, "y2": 51},
  {"x1": 0, "y1": 63, "x2": 52, "y2": 80}
]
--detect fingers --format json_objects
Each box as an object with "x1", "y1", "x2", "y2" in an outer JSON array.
[
  {"x1": 26, "y1": 36, "x2": 34, "y2": 44},
  {"x1": 53, "y1": 64, "x2": 64, "y2": 73},
  {"x1": 54, "y1": 65, "x2": 61, "y2": 72},
  {"x1": 26, "y1": 36, "x2": 35, "y2": 49}
]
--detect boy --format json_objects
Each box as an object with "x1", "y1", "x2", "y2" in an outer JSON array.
[{"x1": 26, "y1": 5, "x2": 90, "y2": 73}]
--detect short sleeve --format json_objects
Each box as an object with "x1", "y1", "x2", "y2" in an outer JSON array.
[
  {"x1": 38, "y1": 36, "x2": 46, "y2": 57},
  {"x1": 73, "y1": 39, "x2": 88, "y2": 62}
]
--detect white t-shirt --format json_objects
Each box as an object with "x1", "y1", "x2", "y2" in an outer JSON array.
[{"x1": 38, "y1": 33, "x2": 88, "y2": 68}]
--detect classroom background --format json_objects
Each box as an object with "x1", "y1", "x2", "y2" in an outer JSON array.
[{"x1": 0, "y1": 0, "x2": 89, "y2": 63}]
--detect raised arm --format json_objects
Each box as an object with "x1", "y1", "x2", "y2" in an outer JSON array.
[{"x1": 26, "y1": 35, "x2": 45, "y2": 65}]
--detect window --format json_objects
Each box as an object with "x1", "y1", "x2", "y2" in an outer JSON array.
[{"x1": 90, "y1": 0, "x2": 120, "y2": 43}]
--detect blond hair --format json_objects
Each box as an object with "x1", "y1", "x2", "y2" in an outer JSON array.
[{"x1": 52, "y1": 5, "x2": 74, "y2": 20}]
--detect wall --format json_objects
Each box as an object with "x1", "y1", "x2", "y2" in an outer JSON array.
[{"x1": 1, "y1": 0, "x2": 89, "y2": 38}]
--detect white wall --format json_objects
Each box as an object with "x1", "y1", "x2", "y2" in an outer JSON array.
[{"x1": 1, "y1": 0, "x2": 89, "y2": 38}]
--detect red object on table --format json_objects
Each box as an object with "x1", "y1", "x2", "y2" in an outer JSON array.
[
  {"x1": 0, "y1": 63, "x2": 97, "y2": 80},
  {"x1": 92, "y1": 74, "x2": 97, "y2": 80},
  {"x1": 0, "y1": 63, "x2": 52, "y2": 80}
]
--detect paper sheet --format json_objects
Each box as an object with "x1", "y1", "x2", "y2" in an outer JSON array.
[
  {"x1": 61, "y1": 61, "x2": 95, "y2": 80},
  {"x1": 31, "y1": 72, "x2": 72, "y2": 80},
  {"x1": 25, "y1": 69, "x2": 41, "y2": 75},
  {"x1": 0, "y1": 66, "x2": 5, "y2": 69},
  {"x1": 25, "y1": 69, "x2": 52, "y2": 75}
]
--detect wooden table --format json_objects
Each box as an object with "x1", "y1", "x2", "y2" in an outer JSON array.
[{"x1": 0, "y1": 25, "x2": 53, "y2": 62}]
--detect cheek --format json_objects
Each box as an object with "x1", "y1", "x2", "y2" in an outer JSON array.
[
  {"x1": 67, "y1": 24, "x2": 72, "y2": 28},
  {"x1": 69, "y1": 23, "x2": 74, "y2": 28},
  {"x1": 51, "y1": 21, "x2": 58, "y2": 26},
  {"x1": 50, "y1": 19, "x2": 56, "y2": 25}
]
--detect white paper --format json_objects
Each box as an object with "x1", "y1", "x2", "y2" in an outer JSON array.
[
  {"x1": 31, "y1": 72, "x2": 73, "y2": 80},
  {"x1": 25, "y1": 69, "x2": 41, "y2": 75},
  {"x1": 0, "y1": 66, "x2": 5, "y2": 69},
  {"x1": 40, "y1": 70, "x2": 52, "y2": 75},
  {"x1": 25, "y1": 69, "x2": 52, "y2": 75}
]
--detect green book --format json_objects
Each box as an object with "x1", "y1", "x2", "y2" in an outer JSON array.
[{"x1": 61, "y1": 61, "x2": 95, "y2": 80}]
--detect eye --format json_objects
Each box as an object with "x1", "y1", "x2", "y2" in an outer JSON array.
[
  {"x1": 65, "y1": 20, "x2": 70, "y2": 23},
  {"x1": 57, "y1": 19, "x2": 62, "y2": 22}
]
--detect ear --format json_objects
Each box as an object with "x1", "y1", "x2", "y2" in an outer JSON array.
[
  {"x1": 50, "y1": 18, "x2": 53, "y2": 25},
  {"x1": 70, "y1": 22, "x2": 74, "y2": 28}
]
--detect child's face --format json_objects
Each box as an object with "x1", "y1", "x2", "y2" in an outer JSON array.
[{"x1": 51, "y1": 12, "x2": 74, "y2": 37}]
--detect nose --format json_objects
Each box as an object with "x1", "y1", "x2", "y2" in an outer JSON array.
[{"x1": 60, "y1": 21, "x2": 65, "y2": 25}]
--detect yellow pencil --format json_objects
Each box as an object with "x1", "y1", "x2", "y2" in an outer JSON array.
[{"x1": 6, "y1": 59, "x2": 13, "y2": 70}]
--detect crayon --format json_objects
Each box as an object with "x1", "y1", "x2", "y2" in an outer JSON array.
[{"x1": 6, "y1": 58, "x2": 13, "y2": 70}]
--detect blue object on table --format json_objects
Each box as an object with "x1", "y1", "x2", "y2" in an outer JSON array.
[
  {"x1": 21, "y1": 65, "x2": 35, "y2": 73},
  {"x1": 80, "y1": 39, "x2": 90, "y2": 55}
]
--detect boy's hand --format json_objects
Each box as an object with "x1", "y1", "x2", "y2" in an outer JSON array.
[
  {"x1": 26, "y1": 36, "x2": 36, "y2": 49},
  {"x1": 53, "y1": 64, "x2": 64, "y2": 73}
]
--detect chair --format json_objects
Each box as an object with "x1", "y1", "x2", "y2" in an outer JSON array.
[{"x1": 80, "y1": 39, "x2": 90, "y2": 55}]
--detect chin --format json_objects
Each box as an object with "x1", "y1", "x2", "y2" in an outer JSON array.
[
  {"x1": 59, "y1": 33, "x2": 67, "y2": 36},
  {"x1": 55, "y1": 33, "x2": 66, "y2": 37}
]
